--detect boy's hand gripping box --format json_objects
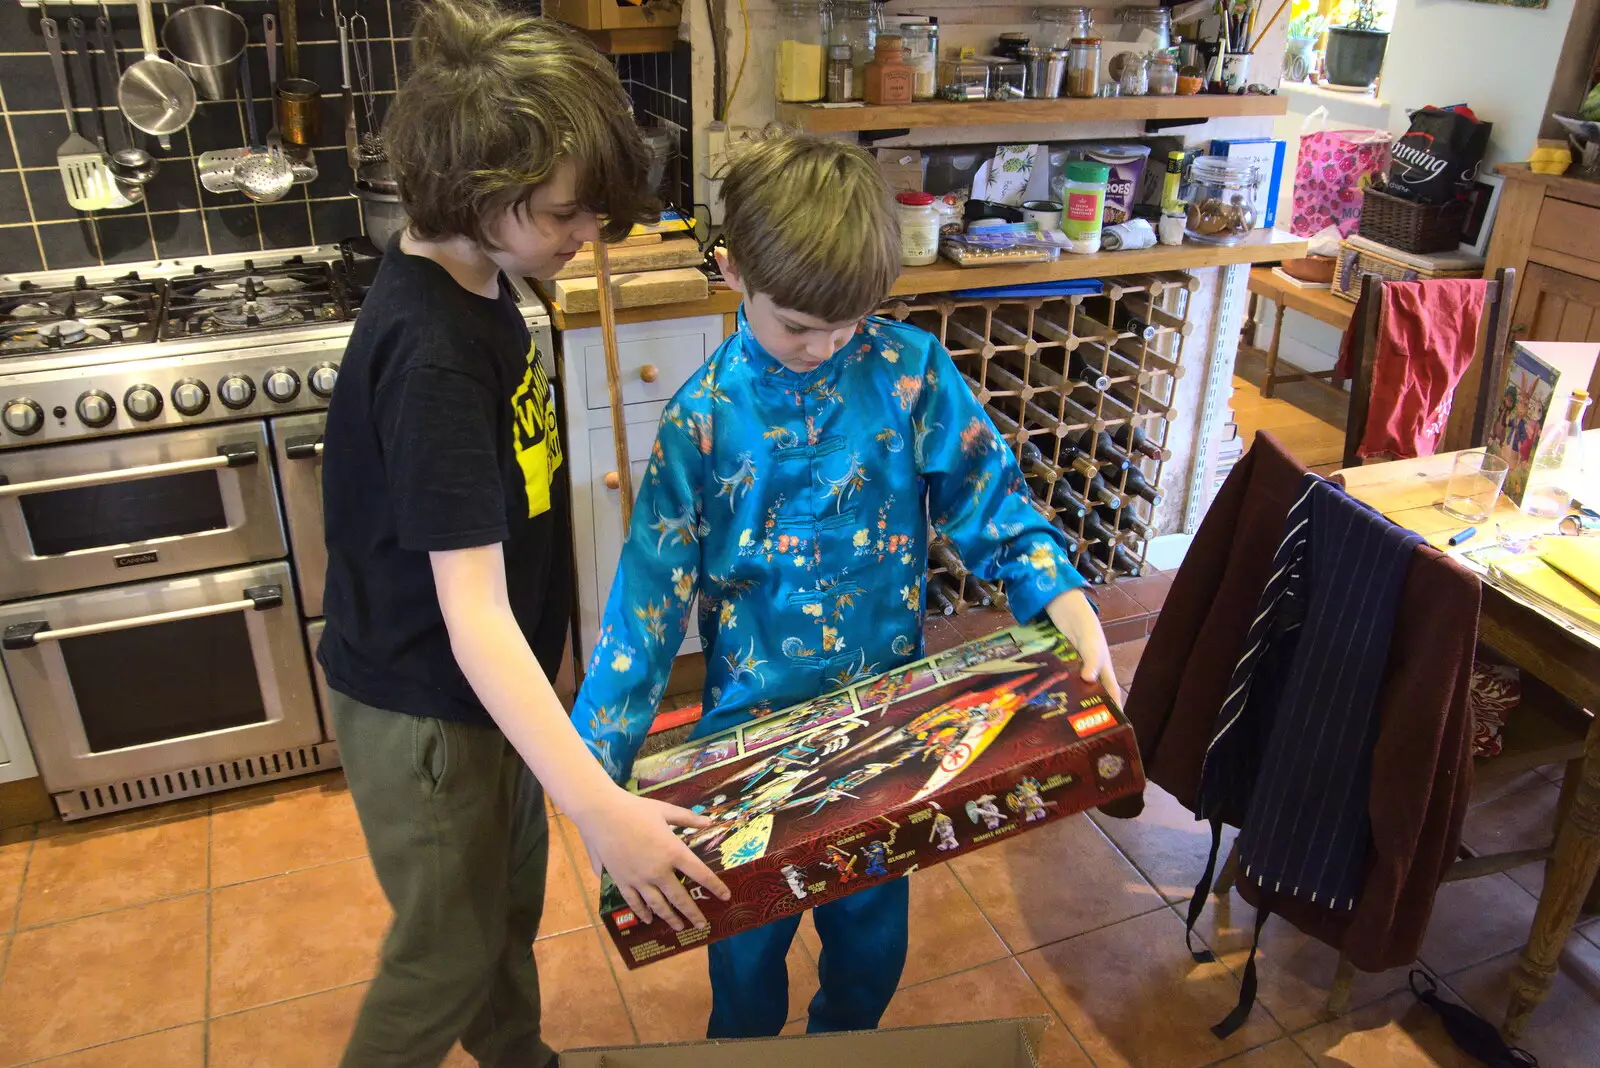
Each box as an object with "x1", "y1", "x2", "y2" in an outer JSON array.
[{"x1": 599, "y1": 623, "x2": 1146, "y2": 968}]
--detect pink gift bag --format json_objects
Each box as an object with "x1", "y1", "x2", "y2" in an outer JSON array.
[{"x1": 1290, "y1": 108, "x2": 1392, "y2": 238}]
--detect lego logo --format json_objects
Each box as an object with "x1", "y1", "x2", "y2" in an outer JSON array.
[
  {"x1": 1070, "y1": 708, "x2": 1114, "y2": 737},
  {"x1": 940, "y1": 742, "x2": 973, "y2": 773},
  {"x1": 613, "y1": 909, "x2": 639, "y2": 931}
]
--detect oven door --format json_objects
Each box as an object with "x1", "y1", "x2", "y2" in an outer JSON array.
[
  {"x1": 271, "y1": 412, "x2": 327, "y2": 617},
  {"x1": 0, "y1": 560, "x2": 322, "y2": 798},
  {"x1": 0, "y1": 421, "x2": 286, "y2": 599}
]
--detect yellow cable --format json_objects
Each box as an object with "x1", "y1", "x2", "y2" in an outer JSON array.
[{"x1": 722, "y1": 0, "x2": 751, "y2": 124}]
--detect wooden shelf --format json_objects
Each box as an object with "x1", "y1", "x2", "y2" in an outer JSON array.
[
  {"x1": 776, "y1": 93, "x2": 1289, "y2": 133},
  {"x1": 890, "y1": 229, "x2": 1309, "y2": 296}
]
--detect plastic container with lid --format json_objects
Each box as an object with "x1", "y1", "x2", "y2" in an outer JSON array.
[
  {"x1": 1033, "y1": 6, "x2": 1094, "y2": 48},
  {"x1": 1065, "y1": 38, "x2": 1100, "y2": 98},
  {"x1": 1147, "y1": 52, "x2": 1179, "y2": 95},
  {"x1": 1184, "y1": 156, "x2": 1262, "y2": 246},
  {"x1": 1115, "y1": 5, "x2": 1172, "y2": 50},
  {"x1": 1060, "y1": 160, "x2": 1110, "y2": 254},
  {"x1": 897, "y1": 192, "x2": 941, "y2": 266},
  {"x1": 899, "y1": 21, "x2": 940, "y2": 100},
  {"x1": 776, "y1": 0, "x2": 827, "y2": 102}
]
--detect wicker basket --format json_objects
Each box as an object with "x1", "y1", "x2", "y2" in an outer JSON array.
[
  {"x1": 1332, "y1": 237, "x2": 1485, "y2": 304},
  {"x1": 1357, "y1": 187, "x2": 1470, "y2": 254}
]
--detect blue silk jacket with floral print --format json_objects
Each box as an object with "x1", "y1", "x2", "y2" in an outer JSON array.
[{"x1": 571, "y1": 311, "x2": 1086, "y2": 781}]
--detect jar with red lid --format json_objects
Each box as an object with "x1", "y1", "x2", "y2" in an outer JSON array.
[{"x1": 896, "y1": 191, "x2": 940, "y2": 266}]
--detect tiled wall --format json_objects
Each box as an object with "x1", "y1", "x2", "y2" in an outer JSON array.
[
  {"x1": 0, "y1": 0, "x2": 692, "y2": 276},
  {"x1": 616, "y1": 42, "x2": 693, "y2": 214}
]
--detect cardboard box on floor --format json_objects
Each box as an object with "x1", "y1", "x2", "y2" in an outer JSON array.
[{"x1": 559, "y1": 1017, "x2": 1050, "y2": 1067}]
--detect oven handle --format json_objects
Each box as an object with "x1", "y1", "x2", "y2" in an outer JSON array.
[
  {"x1": 2, "y1": 585, "x2": 284, "y2": 650},
  {"x1": 284, "y1": 435, "x2": 324, "y2": 460},
  {"x1": 0, "y1": 444, "x2": 259, "y2": 498}
]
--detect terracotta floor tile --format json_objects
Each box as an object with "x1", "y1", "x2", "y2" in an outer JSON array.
[
  {"x1": 533, "y1": 928, "x2": 636, "y2": 1049},
  {"x1": 1091, "y1": 584, "x2": 1148, "y2": 623},
  {"x1": 16, "y1": 809, "x2": 207, "y2": 927},
  {"x1": 924, "y1": 615, "x2": 963, "y2": 654},
  {"x1": 608, "y1": 937, "x2": 817, "y2": 1043},
  {"x1": 880, "y1": 958, "x2": 1093, "y2": 1068},
  {"x1": 540, "y1": 822, "x2": 594, "y2": 939},
  {"x1": 0, "y1": 838, "x2": 28, "y2": 931},
  {"x1": 1107, "y1": 636, "x2": 1148, "y2": 696},
  {"x1": 33, "y1": 797, "x2": 209, "y2": 838},
  {"x1": 1103, "y1": 617, "x2": 1150, "y2": 646},
  {"x1": 1186, "y1": 888, "x2": 1412, "y2": 1034},
  {"x1": 1418, "y1": 873, "x2": 1538, "y2": 976},
  {"x1": 1460, "y1": 780, "x2": 1561, "y2": 899},
  {"x1": 25, "y1": 1024, "x2": 204, "y2": 1068},
  {"x1": 1020, "y1": 908, "x2": 1284, "y2": 1068},
  {"x1": 210, "y1": 777, "x2": 367, "y2": 887},
  {"x1": 1470, "y1": 758, "x2": 1564, "y2": 808},
  {"x1": 0, "y1": 895, "x2": 206, "y2": 1066},
  {"x1": 210, "y1": 857, "x2": 390, "y2": 1015},
  {"x1": 1089, "y1": 781, "x2": 1232, "y2": 905},
  {"x1": 1292, "y1": 989, "x2": 1483, "y2": 1068},
  {"x1": 554, "y1": 815, "x2": 603, "y2": 924},
  {"x1": 950, "y1": 814, "x2": 1163, "y2": 953},
  {"x1": 950, "y1": 607, "x2": 1011, "y2": 641},
  {"x1": 209, "y1": 983, "x2": 365, "y2": 1068},
  {"x1": 1445, "y1": 941, "x2": 1600, "y2": 1068},
  {"x1": 1121, "y1": 571, "x2": 1176, "y2": 614},
  {"x1": 1210, "y1": 1039, "x2": 1316, "y2": 1066}
]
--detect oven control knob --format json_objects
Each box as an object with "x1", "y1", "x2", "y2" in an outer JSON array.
[
  {"x1": 171, "y1": 379, "x2": 210, "y2": 416},
  {"x1": 76, "y1": 390, "x2": 115, "y2": 428},
  {"x1": 218, "y1": 374, "x2": 256, "y2": 410},
  {"x1": 263, "y1": 368, "x2": 301, "y2": 403},
  {"x1": 124, "y1": 384, "x2": 163, "y2": 421},
  {"x1": 2, "y1": 398, "x2": 43, "y2": 436},
  {"x1": 308, "y1": 362, "x2": 339, "y2": 398}
]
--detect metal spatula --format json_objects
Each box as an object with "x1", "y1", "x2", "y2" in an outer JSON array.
[{"x1": 41, "y1": 16, "x2": 111, "y2": 211}]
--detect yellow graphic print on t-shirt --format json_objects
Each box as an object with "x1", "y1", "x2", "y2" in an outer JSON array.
[{"x1": 511, "y1": 355, "x2": 563, "y2": 518}]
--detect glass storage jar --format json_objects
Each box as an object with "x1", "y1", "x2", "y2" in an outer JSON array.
[
  {"x1": 1065, "y1": 37, "x2": 1100, "y2": 98},
  {"x1": 1115, "y1": 5, "x2": 1172, "y2": 50},
  {"x1": 776, "y1": 0, "x2": 827, "y2": 102},
  {"x1": 827, "y1": 44, "x2": 856, "y2": 102},
  {"x1": 985, "y1": 56, "x2": 1027, "y2": 99},
  {"x1": 1115, "y1": 51, "x2": 1147, "y2": 96},
  {"x1": 829, "y1": 0, "x2": 875, "y2": 100},
  {"x1": 938, "y1": 57, "x2": 991, "y2": 101},
  {"x1": 1184, "y1": 156, "x2": 1261, "y2": 246},
  {"x1": 994, "y1": 32, "x2": 1031, "y2": 59},
  {"x1": 896, "y1": 192, "x2": 941, "y2": 266},
  {"x1": 899, "y1": 21, "x2": 940, "y2": 100},
  {"x1": 1147, "y1": 52, "x2": 1178, "y2": 95},
  {"x1": 1033, "y1": 6, "x2": 1093, "y2": 48}
]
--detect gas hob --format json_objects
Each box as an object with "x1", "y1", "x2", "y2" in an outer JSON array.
[{"x1": 0, "y1": 244, "x2": 551, "y2": 449}]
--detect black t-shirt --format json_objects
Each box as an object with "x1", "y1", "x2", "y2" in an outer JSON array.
[{"x1": 317, "y1": 245, "x2": 571, "y2": 725}]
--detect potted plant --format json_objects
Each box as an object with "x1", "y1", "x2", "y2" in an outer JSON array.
[
  {"x1": 1283, "y1": 10, "x2": 1327, "y2": 83},
  {"x1": 1325, "y1": 0, "x2": 1388, "y2": 88}
]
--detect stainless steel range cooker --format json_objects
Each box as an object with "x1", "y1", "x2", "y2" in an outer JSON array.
[{"x1": 0, "y1": 245, "x2": 554, "y2": 819}]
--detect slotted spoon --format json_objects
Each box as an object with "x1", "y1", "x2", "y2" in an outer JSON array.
[
  {"x1": 235, "y1": 52, "x2": 293, "y2": 203},
  {"x1": 41, "y1": 16, "x2": 111, "y2": 211}
]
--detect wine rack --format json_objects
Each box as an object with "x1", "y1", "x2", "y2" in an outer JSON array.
[{"x1": 880, "y1": 271, "x2": 1199, "y2": 608}]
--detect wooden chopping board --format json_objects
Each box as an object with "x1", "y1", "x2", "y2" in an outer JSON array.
[
  {"x1": 549, "y1": 267, "x2": 708, "y2": 314},
  {"x1": 555, "y1": 237, "x2": 704, "y2": 280}
]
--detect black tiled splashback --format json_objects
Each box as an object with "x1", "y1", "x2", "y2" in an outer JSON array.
[{"x1": 0, "y1": 0, "x2": 691, "y2": 275}]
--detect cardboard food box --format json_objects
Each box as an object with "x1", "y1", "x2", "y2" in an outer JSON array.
[
  {"x1": 600, "y1": 623, "x2": 1145, "y2": 968},
  {"x1": 560, "y1": 1017, "x2": 1051, "y2": 1066}
]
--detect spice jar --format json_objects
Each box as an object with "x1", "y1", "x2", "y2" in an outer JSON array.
[
  {"x1": 899, "y1": 21, "x2": 940, "y2": 100},
  {"x1": 864, "y1": 35, "x2": 914, "y2": 105},
  {"x1": 1033, "y1": 6, "x2": 1094, "y2": 48},
  {"x1": 1147, "y1": 52, "x2": 1178, "y2": 95},
  {"x1": 827, "y1": 45, "x2": 855, "y2": 102},
  {"x1": 1184, "y1": 156, "x2": 1261, "y2": 246},
  {"x1": 938, "y1": 57, "x2": 991, "y2": 101},
  {"x1": 776, "y1": 0, "x2": 827, "y2": 102},
  {"x1": 1060, "y1": 159, "x2": 1110, "y2": 254},
  {"x1": 1065, "y1": 37, "x2": 1100, "y2": 98},
  {"x1": 830, "y1": 0, "x2": 875, "y2": 99},
  {"x1": 896, "y1": 192, "x2": 941, "y2": 266}
]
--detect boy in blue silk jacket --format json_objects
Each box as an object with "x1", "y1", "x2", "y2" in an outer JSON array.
[{"x1": 572, "y1": 133, "x2": 1117, "y2": 1039}]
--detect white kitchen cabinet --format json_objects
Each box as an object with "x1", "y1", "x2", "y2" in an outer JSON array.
[
  {"x1": 0, "y1": 667, "x2": 39, "y2": 784},
  {"x1": 560, "y1": 314, "x2": 727, "y2": 665}
]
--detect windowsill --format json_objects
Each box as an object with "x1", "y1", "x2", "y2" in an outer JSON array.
[{"x1": 1280, "y1": 80, "x2": 1390, "y2": 113}]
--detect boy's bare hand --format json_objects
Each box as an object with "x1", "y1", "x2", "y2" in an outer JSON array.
[
  {"x1": 1046, "y1": 588, "x2": 1120, "y2": 699},
  {"x1": 570, "y1": 787, "x2": 732, "y2": 932}
]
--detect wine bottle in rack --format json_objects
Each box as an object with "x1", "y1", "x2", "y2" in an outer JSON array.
[
  {"x1": 1045, "y1": 480, "x2": 1090, "y2": 521},
  {"x1": 929, "y1": 539, "x2": 971, "y2": 582},
  {"x1": 1067, "y1": 352, "x2": 1112, "y2": 392},
  {"x1": 1121, "y1": 467, "x2": 1164, "y2": 506},
  {"x1": 1018, "y1": 439, "x2": 1063, "y2": 479},
  {"x1": 1091, "y1": 541, "x2": 1145, "y2": 578},
  {"x1": 1074, "y1": 553, "x2": 1109, "y2": 586},
  {"x1": 925, "y1": 574, "x2": 960, "y2": 616},
  {"x1": 1048, "y1": 517, "x2": 1083, "y2": 557},
  {"x1": 1070, "y1": 429, "x2": 1132, "y2": 472},
  {"x1": 1081, "y1": 510, "x2": 1119, "y2": 545},
  {"x1": 1066, "y1": 468, "x2": 1124, "y2": 510},
  {"x1": 1097, "y1": 504, "x2": 1156, "y2": 540},
  {"x1": 1111, "y1": 423, "x2": 1166, "y2": 461},
  {"x1": 970, "y1": 578, "x2": 1007, "y2": 610},
  {"x1": 1112, "y1": 306, "x2": 1159, "y2": 340}
]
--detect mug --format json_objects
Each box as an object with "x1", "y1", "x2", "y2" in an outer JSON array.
[
  {"x1": 1221, "y1": 52, "x2": 1253, "y2": 94},
  {"x1": 1021, "y1": 200, "x2": 1063, "y2": 230}
]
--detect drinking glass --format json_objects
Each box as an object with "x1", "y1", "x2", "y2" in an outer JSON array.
[{"x1": 1442, "y1": 450, "x2": 1510, "y2": 522}]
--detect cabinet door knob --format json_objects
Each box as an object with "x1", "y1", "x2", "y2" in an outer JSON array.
[
  {"x1": 639, "y1": 364, "x2": 660, "y2": 383},
  {"x1": 604, "y1": 471, "x2": 621, "y2": 490}
]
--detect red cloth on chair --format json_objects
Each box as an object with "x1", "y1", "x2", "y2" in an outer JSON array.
[{"x1": 1335, "y1": 279, "x2": 1488, "y2": 460}]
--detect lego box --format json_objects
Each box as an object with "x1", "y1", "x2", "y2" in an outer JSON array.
[{"x1": 600, "y1": 623, "x2": 1145, "y2": 968}]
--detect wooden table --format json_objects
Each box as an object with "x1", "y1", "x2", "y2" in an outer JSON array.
[
  {"x1": 1241, "y1": 266, "x2": 1356, "y2": 397},
  {"x1": 1338, "y1": 436, "x2": 1600, "y2": 1037}
]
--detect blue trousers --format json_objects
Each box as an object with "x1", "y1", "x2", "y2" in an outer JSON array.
[{"x1": 706, "y1": 877, "x2": 909, "y2": 1038}]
